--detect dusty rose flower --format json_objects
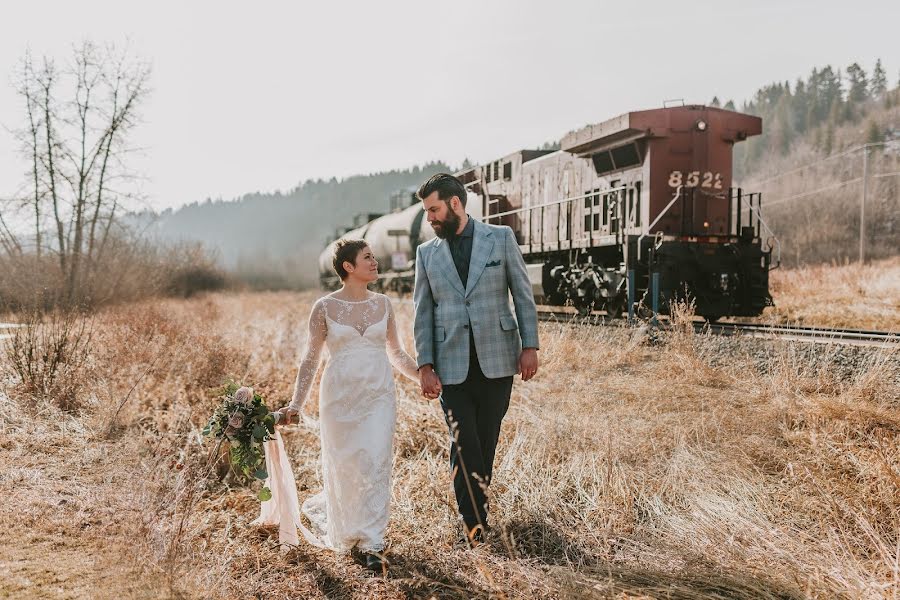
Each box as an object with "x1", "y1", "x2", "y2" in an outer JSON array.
[
  {"x1": 234, "y1": 386, "x2": 254, "y2": 405},
  {"x1": 228, "y1": 413, "x2": 245, "y2": 429}
]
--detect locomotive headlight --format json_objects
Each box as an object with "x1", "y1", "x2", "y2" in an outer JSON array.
[{"x1": 695, "y1": 119, "x2": 708, "y2": 132}]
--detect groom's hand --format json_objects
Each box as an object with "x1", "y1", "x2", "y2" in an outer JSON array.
[
  {"x1": 518, "y1": 348, "x2": 539, "y2": 381},
  {"x1": 418, "y1": 365, "x2": 442, "y2": 399}
]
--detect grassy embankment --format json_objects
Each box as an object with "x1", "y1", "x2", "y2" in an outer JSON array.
[
  {"x1": 1, "y1": 275, "x2": 897, "y2": 599},
  {"x1": 765, "y1": 256, "x2": 900, "y2": 330}
]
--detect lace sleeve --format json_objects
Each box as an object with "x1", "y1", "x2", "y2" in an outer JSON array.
[
  {"x1": 385, "y1": 297, "x2": 419, "y2": 381},
  {"x1": 288, "y1": 299, "x2": 328, "y2": 410}
]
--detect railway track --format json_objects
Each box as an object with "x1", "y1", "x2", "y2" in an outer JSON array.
[
  {"x1": 536, "y1": 309, "x2": 899, "y2": 348},
  {"x1": 704, "y1": 322, "x2": 898, "y2": 347},
  {"x1": 0, "y1": 323, "x2": 24, "y2": 341}
]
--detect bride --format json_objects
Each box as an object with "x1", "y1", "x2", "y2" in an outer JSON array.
[{"x1": 263, "y1": 239, "x2": 425, "y2": 572}]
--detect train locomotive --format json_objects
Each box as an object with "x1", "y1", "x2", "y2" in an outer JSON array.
[{"x1": 320, "y1": 105, "x2": 778, "y2": 320}]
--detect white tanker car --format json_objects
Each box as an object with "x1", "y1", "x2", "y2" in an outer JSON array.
[{"x1": 318, "y1": 191, "x2": 483, "y2": 293}]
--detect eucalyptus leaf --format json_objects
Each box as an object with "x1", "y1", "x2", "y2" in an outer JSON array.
[
  {"x1": 258, "y1": 487, "x2": 272, "y2": 501},
  {"x1": 254, "y1": 468, "x2": 268, "y2": 480}
]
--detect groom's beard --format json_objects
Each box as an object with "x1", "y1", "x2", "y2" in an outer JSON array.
[{"x1": 431, "y1": 210, "x2": 461, "y2": 240}]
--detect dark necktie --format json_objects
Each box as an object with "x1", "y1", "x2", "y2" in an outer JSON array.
[{"x1": 450, "y1": 238, "x2": 468, "y2": 288}]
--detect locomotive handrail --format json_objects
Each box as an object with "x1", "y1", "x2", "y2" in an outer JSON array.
[
  {"x1": 636, "y1": 186, "x2": 683, "y2": 261},
  {"x1": 745, "y1": 203, "x2": 781, "y2": 268},
  {"x1": 480, "y1": 185, "x2": 628, "y2": 221}
]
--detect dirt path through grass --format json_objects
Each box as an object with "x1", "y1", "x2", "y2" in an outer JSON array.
[{"x1": 0, "y1": 396, "x2": 172, "y2": 600}]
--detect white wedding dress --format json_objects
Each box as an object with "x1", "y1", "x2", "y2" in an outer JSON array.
[{"x1": 254, "y1": 292, "x2": 418, "y2": 552}]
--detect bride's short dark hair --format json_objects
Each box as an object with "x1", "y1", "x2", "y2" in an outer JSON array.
[{"x1": 333, "y1": 239, "x2": 369, "y2": 280}]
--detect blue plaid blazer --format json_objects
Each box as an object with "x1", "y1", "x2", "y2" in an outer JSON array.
[{"x1": 413, "y1": 219, "x2": 539, "y2": 385}]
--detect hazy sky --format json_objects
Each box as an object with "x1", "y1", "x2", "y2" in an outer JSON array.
[{"x1": 0, "y1": 0, "x2": 897, "y2": 212}]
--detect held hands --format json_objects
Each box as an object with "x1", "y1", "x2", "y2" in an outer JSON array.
[
  {"x1": 418, "y1": 365, "x2": 442, "y2": 400},
  {"x1": 275, "y1": 406, "x2": 300, "y2": 426},
  {"x1": 517, "y1": 348, "x2": 539, "y2": 381}
]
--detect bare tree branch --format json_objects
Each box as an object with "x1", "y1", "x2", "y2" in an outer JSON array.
[
  {"x1": 20, "y1": 50, "x2": 44, "y2": 258},
  {"x1": 0, "y1": 206, "x2": 24, "y2": 256},
  {"x1": 6, "y1": 42, "x2": 150, "y2": 305},
  {"x1": 36, "y1": 57, "x2": 67, "y2": 272}
]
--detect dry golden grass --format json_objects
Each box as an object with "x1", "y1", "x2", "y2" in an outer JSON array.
[
  {"x1": 763, "y1": 257, "x2": 900, "y2": 330},
  {"x1": 1, "y1": 290, "x2": 898, "y2": 599}
]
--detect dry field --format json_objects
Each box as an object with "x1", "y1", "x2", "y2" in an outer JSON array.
[
  {"x1": 764, "y1": 257, "x2": 900, "y2": 330},
  {"x1": 1, "y1": 290, "x2": 898, "y2": 599}
]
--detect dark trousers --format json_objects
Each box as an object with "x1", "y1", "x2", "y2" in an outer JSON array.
[{"x1": 439, "y1": 337, "x2": 513, "y2": 530}]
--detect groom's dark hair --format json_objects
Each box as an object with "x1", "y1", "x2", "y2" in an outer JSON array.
[
  {"x1": 333, "y1": 238, "x2": 369, "y2": 280},
  {"x1": 417, "y1": 173, "x2": 467, "y2": 208}
]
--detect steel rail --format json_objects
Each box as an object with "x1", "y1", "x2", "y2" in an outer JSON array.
[
  {"x1": 703, "y1": 321, "x2": 898, "y2": 347},
  {"x1": 0, "y1": 322, "x2": 24, "y2": 341},
  {"x1": 535, "y1": 309, "x2": 898, "y2": 348}
]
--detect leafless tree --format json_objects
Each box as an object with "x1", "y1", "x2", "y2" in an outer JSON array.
[{"x1": 5, "y1": 41, "x2": 150, "y2": 303}]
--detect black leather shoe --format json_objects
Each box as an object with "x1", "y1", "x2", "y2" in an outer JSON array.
[
  {"x1": 365, "y1": 551, "x2": 388, "y2": 574},
  {"x1": 465, "y1": 524, "x2": 486, "y2": 548}
]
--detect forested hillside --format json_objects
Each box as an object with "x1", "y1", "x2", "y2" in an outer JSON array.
[
  {"x1": 733, "y1": 59, "x2": 895, "y2": 179},
  {"x1": 729, "y1": 60, "x2": 899, "y2": 265},
  {"x1": 133, "y1": 162, "x2": 451, "y2": 288}
]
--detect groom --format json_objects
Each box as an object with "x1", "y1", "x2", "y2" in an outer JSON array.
[{"x1": 413, "y1": 173, "x2": 539, "y2": 544}]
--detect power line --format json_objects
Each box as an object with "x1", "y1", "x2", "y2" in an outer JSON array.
[
  {"x1": 746, "y1": 141, "x2": 899, "y2": 188},
  {"x1": 748, "y1": 148, "x2": 861, "y2": 188},
  {"x1": 748, "y1": 171, "x2": 899, "y2": 210},
  {"x1": 760, "y1": 177, "x2": 862, "y2": 208}
]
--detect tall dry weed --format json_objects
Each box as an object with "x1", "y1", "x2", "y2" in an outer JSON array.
[{"x1": 655, "y1": 299, "x2": 735, "y2": 390}]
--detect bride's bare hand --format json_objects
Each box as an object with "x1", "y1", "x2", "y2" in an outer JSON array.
[{"x1": 276, "y1": 407, "x2": 299, "y2": 425}]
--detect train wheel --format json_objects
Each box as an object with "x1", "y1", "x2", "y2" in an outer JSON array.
[
  {"x1": 636, "y1": 303, "x2": 654, "y2": 320},
  {"x1": 605, "y1": 298, "x2": 624, "y2": 320}
]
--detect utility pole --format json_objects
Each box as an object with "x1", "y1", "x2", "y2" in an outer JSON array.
[{"x1": 859, "y1": 144, "x2": 870, "y2": 264}]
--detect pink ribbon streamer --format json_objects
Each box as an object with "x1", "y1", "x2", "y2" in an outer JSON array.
[{"x1": 251, "y1": 428, "x2": 323, "y2": 549}]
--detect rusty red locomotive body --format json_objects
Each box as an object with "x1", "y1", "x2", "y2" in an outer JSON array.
[{"x1": 456, "y1": 104, "x2": 774, "y2": 319}]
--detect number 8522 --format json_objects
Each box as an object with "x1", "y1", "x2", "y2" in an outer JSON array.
[{"x1": 668, "y1": 170, "x2": 723, "y2": 189}]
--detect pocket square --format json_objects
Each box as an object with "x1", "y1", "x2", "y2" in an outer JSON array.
[{"x1": 485, "y1": 259, "x2": 502, "y2": 268}]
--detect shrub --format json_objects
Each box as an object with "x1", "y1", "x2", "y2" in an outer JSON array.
[
  {"x1": 166, "y1": 266, "x2": 228, "y2": 298},
  {"x1": 0, "y1": 235, "x2": 230, "y2": 311},
  {"x1": 4, "y1": 307, "x2": 93, "y2": 410}
]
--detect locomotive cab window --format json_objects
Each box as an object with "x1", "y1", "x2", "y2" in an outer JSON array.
[
  {"x1": 592, "y1": 151, "x2": 614, "y2": 175},
  {"x1": 503, "y1": 161, "x2": 512, "y2": 181},
  {"x1": 592, "y1": 142, "x2": 644, "y2": 175},
  {"x1": 611, "y1": 144, "x2": 641, "y2": 170}
]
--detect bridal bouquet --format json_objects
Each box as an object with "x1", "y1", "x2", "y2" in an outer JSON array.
[{"x1": 202, "y1": 382, "x2": 280, "y2": 501}]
